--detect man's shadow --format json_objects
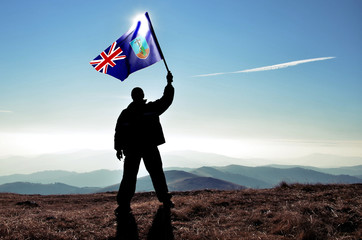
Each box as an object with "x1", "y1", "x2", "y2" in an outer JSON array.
[
  {"x1": 115, "y1": 211, "x2": 139, "y2": 240},
  {"x1": 147, "y1": 206, "x2": 174, "y2": 240},
  {"x1": 115, "y1": 206, "x2": 174, "y2": 240}
]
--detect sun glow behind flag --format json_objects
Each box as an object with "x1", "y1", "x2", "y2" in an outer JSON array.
[{"x1": 90, "y1": 12, "x2": 163, "y2": 81}]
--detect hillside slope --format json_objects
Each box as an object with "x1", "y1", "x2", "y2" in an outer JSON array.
[
  {"x1": 0, "y1": 184, "x2": 360, "y2": 239},
  {"x1": 137, "y1": 170, "x2": 245, "y2": 192}
]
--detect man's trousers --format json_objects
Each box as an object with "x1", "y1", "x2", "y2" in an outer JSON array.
[{"x1": 117, "y1": 146, "x2": 170, "y2": 208}]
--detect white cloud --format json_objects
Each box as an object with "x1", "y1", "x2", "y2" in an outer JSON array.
[
  {"x1": 0, "y1": 110, "x2": 12, "y2": 113},
  {"x1": 193, "y1": 72, "x2": 225, "y2": 77},
  {"x1": 193, "y1": 57, "x2": 335, "y2": 77}
]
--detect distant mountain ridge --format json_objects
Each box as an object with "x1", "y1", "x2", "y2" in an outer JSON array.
[
  {"x1": 0, "y1": 182, "x2": 98, "y2": 195},
  {"x1": 0, "y1": 169, "x2": 122, "y2": 187},
  {"x1": 1, "y1": 150, "x2": 362, "y2": 176},
  {"x1": 214, "y1": 165, "x2": 361, "y2": 188},
  {"x1": 0, "y1": 164, "x2": 360, "y2": 195},
  {"x1": 266, "y1": 164, "x2": 362, "y2": 176},
  {"x1": 192, "y1": 167, "x2": 269, "y2": 188}
]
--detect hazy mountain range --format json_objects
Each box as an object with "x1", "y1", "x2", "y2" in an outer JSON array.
[
  {"x1": 1, "y1": 150, "x2": 361, "y2": 195},
  {"x1": 0, "y1": 164, "x2": 361, "y2": 195},
  {"x1": 0, "y1": 182, "x2": 98, "y2": 195},
  {"x1": 0, "y1": 169, "x2": 122, "y2": 188},
  {"x1": 1, "y1": 150, "x2": 362, "y2": 176}
]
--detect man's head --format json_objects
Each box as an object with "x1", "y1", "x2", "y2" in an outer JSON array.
[{"x1": 131, "y1": 87, "x2": 145, "y2": 102}]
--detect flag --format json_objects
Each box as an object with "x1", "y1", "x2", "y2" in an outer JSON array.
[{"x1": 90, "y1": 12, "x2": 163, "y2": 81}]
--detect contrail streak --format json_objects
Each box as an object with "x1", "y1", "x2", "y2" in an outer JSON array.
[{"x1": 193, "y1": 57, "x2": 335, "y2": 77}]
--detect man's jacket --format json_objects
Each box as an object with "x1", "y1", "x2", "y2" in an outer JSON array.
[{"x1": 114, "y1": 84, "x2": 174, "y2": 152}]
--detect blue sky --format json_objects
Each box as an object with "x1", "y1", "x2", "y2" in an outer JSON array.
[{"x1": 1, "y1": 0, "x2": 362, "y2": 162}]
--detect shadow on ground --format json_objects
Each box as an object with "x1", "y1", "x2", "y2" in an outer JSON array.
[{"x1": 115, "y1": 206, "x2": 174, "y2": 240}]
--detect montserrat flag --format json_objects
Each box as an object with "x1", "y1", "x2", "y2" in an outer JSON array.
[{"x1": 90, "y1": 12, "x2": 163, "y2": 81}]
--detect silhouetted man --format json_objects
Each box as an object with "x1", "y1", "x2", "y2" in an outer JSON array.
[{"x1": 114, "y1": 72, "x2": 174, "y2": 215}]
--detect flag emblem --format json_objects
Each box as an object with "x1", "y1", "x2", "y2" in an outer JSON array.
[
  {"x1": 130, "y1": 36, "x2": 150, "y2": 59},
  {"x1": 89, "y1": 42, "x2": 126, "y2": 74}
]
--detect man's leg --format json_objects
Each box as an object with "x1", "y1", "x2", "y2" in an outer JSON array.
[
  {"x1": 117, "y1": 153, "x2": 141, "y2": 212},
  {"x1": 143, "y1": 147, "x2": 173, "y2": 206}
]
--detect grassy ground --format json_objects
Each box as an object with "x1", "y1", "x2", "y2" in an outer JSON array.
[{"x1": 0, "y1": 183, "x2": 361, "y2": 239}]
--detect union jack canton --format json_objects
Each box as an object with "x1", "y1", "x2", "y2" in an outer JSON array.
[{"x1": 90, "y1": 42, "x2": 126, "y2": 74}]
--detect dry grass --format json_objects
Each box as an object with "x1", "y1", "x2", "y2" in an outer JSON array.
[{"x1": 0, "y1": 184, "x2": 361, "y2": 239}]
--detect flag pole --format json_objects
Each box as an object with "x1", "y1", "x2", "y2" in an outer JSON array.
[{"x1": 145, "y1": 12, "x2": 170, "y2": 73}]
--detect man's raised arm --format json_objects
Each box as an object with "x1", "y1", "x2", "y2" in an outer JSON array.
[{"x1": 149, "y1": 72, "x2": 175, "y2": 115}]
